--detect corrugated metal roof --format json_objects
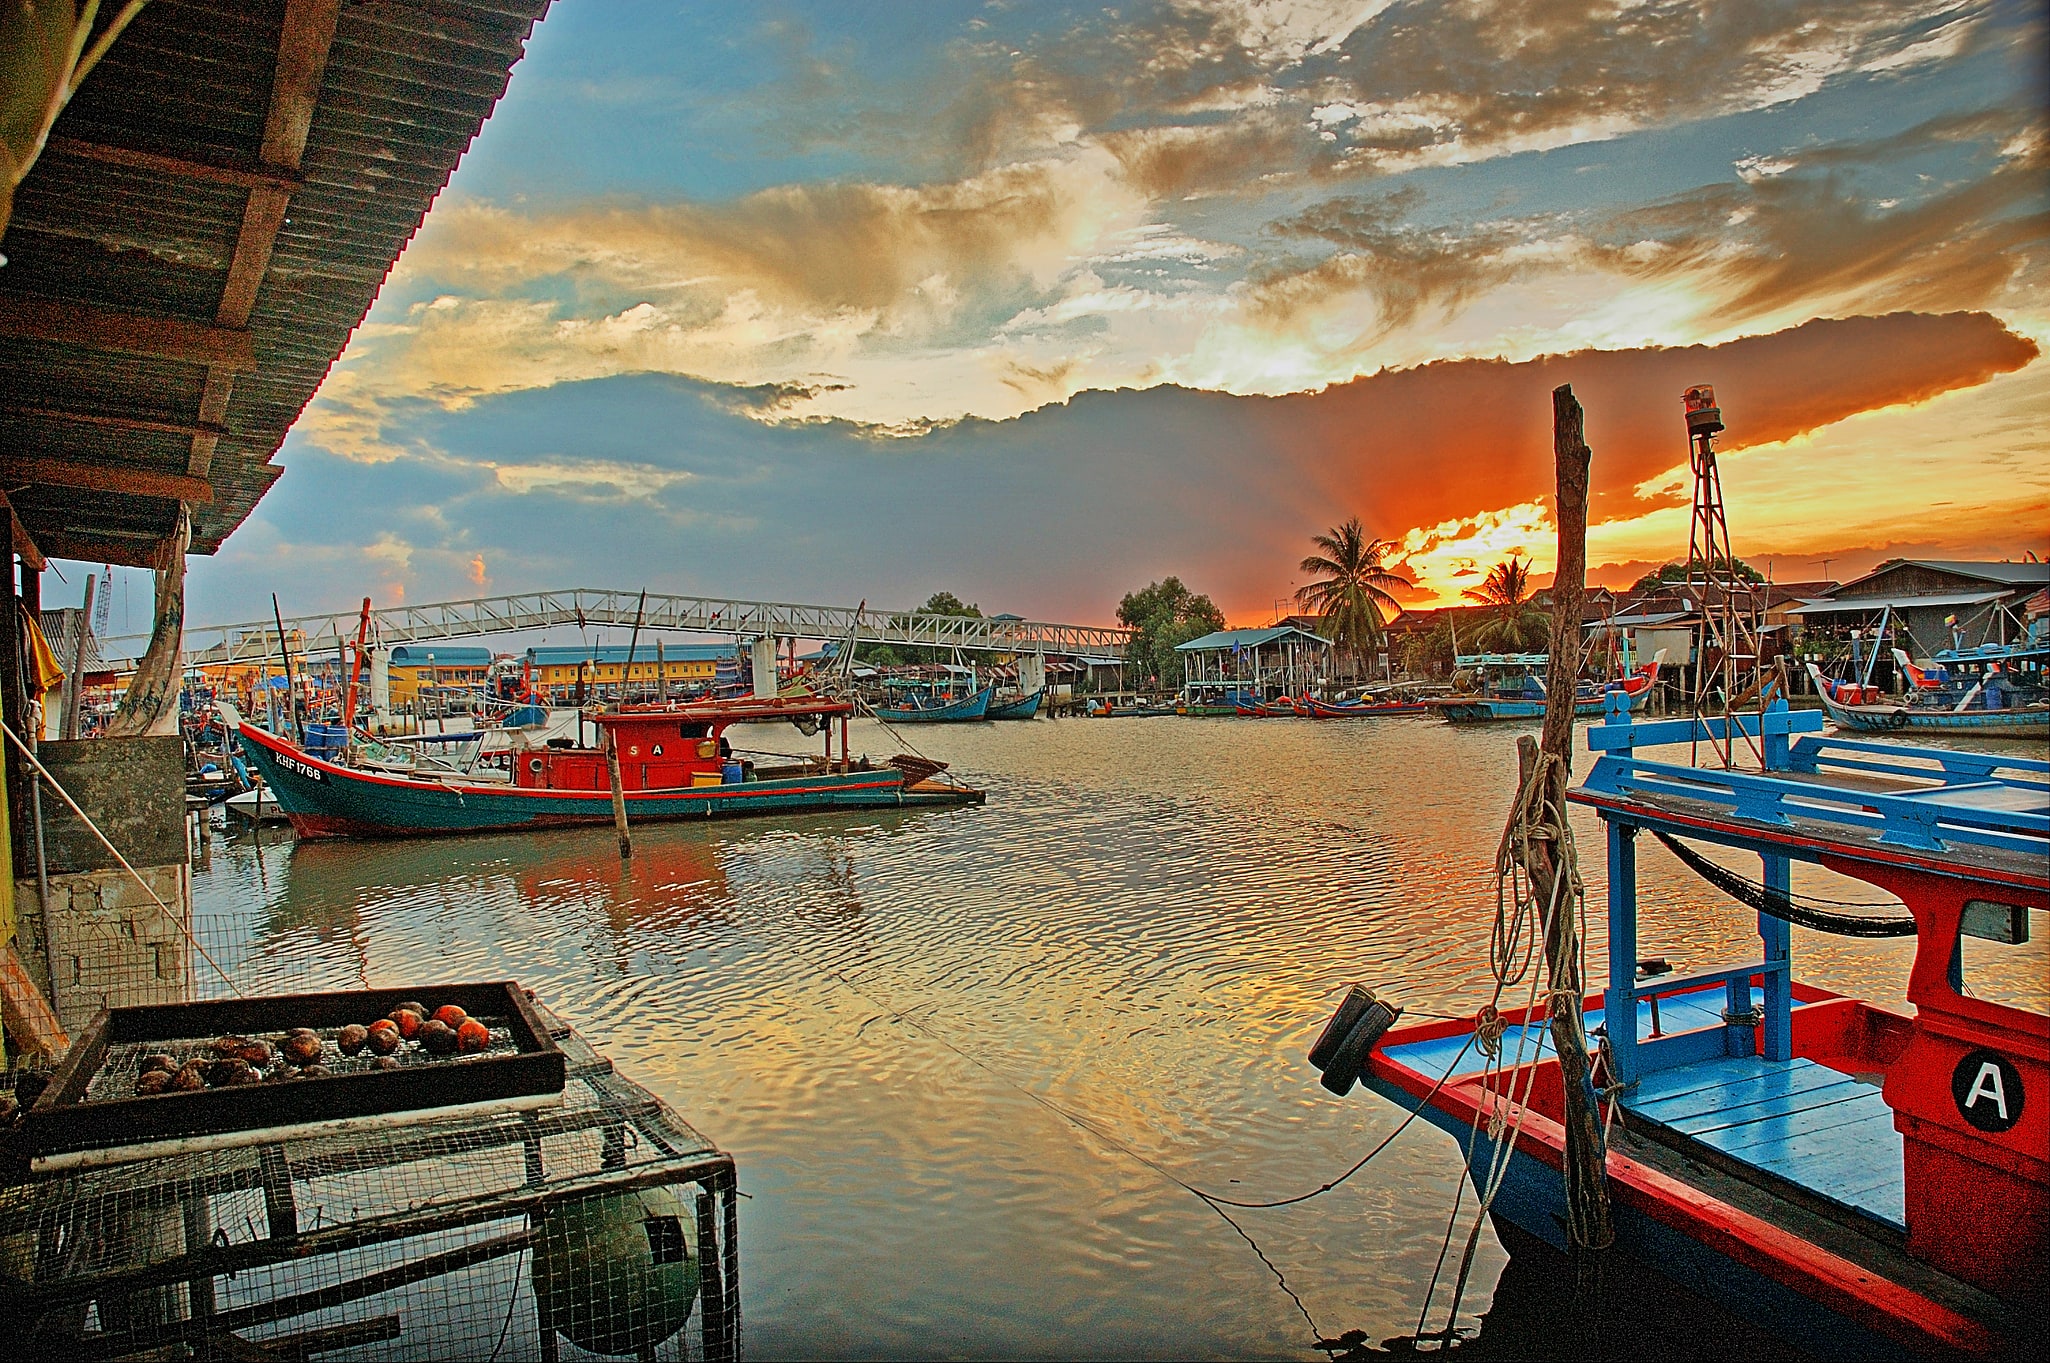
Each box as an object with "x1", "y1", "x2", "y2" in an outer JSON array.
[
  {"x1": 0, "y1": 0, "x2": 552, "y2": 566},
  {"x1": 1788, "y1": 590, "x2": 2008, "y2": 615},
  {"x1": 1831, "y1": 560, "x2": 2050, "y2": 597},
  {"x1": 1175, "y1": 625, "x2": 1334, "y2": 651},
  {"x1": 40, "y1": 608, "x2": 107, "y2": 673}
]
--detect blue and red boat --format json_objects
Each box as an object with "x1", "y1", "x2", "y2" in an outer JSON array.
[
  {"x1": 235, "y1": 696, "x2": 984, "y2": 840},
  {"x1": 1329, "y1": 699, "x2": 2044, "y2": 1356}
]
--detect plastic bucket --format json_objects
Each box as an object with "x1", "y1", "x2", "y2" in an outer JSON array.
[{"x1": 721, "y1": 761, "x2": 744, "y2": 784}]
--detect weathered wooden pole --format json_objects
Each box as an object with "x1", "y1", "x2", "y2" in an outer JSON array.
[
  {"x1": 604, "y1": 725, "x2": 632, "y2": 861},
  {"x1": 1524, "y1": 384, "x2": 1613, "y2": 1263}
]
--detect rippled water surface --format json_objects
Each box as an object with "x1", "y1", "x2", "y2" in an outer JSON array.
[{"x1": 192, "y1": 717, "x2": 2048, "y2": 1359}]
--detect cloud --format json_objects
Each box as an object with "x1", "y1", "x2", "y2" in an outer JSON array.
[
  {"x1": 216, "y1": 313, "x2": 2038, "y2": 625},
  {"x1": 1589, "y1": 105, "x2": 2050, "y2": 327}
]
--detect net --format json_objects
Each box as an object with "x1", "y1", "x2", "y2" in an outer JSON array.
[{"x1": 2, "y1": 1002, "x2": 739, "y2": 1361}]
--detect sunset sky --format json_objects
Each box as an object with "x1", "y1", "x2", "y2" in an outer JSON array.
[{"x1": 74, "y1": 1, "x2": 2050, "y2": 637}]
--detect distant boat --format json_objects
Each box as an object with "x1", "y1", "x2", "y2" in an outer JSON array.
[
  {"x1": 1303, "y1": 697, "x2": 1430, "y2": 718},
  {"x1": 1807, "y1": 659, "x2": 2049, "y2": 736},
  {"x1": 985, "y1": 688, "x2": 1044, "y2": 721},
  {"x1": 1088, "y1": 698, "x2": 1176, "y2": 717},
  {"x1": 224, "y1": 785, "x2": 288, "y2": 826},
  {"x1": 874, "y1": 685, "x2": 993, "y2": 723},
  {"x1": 1429, "y1": 653, "x2": 1609, "y2": 724},
  {"x1": 233, "y1": 696, "x2": 984, "y2": 839}
]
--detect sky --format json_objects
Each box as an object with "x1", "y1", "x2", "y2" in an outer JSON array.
[{"x1": 65, "y1": 0, "x2": 2050, "y2": 639}]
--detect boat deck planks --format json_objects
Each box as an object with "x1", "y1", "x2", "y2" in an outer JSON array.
[{"x1": 1626, "y1": 1055, "x2": 1905, "y2": 1230}]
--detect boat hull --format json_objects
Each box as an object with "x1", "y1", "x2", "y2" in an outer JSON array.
[
  {"x1": 1430, "y1": 696, "x2": 1606, "y2": 723},
  {"x1": 1360, "y1": 999, "x2": 2007, "y2": 1361},
  {"x1": 1304, "y1": 699, "x2": 1430, "y2": 718},
  {"x1": 1812, "y1": 689, "x2": 2050, "y2": 735},
  {"x1": 875, "y1": 686, "x2": 993, "y2": 722},
  {"x1": 985, "y1": 688, "x2": 1043, "y2": 720},
  {"x1": 1357, "y1": 1075, "x2": 1917, "y2": 1362},
  {"x1": 238, "y1": 724, "x2": 980, "y2": 840}
]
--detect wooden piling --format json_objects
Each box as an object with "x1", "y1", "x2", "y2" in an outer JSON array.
[
  {"x1": 603, "y1": 727, "x2": 631, "y2": 861},
  {"x1": 1531, "y1": 382, "x2": 1613, "y2": 1262}
]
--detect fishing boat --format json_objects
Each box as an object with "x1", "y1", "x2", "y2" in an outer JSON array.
[
  {"x1": 1088, "y1": 698, "x2": 1177, "y2": 717},
  {"x1": 1428, "y1": 653, "x2": 1616, "y2": 723},
  {"x1": 232, "y1": 695, "x2": 984, "y2": 839},
  {"x1": 1302, "y1": 695, "x2": 1431, "y2": 719},
  {"x1": 1177, "y1": 687, "x2": 1259, "y2": 717},
  {"x1": 1801, "y1": 637, "x2": 2049, "y2": 736},
  {"x1": 1325, "y1": 699, "x2": 2045, "y2": 1357},
  {"x1": 1233, "y1": 697, "x2": 1300, "y2": 717},
  {"x1": 985, "y1": 688, "x2": 1045, "y2": 721},
  {"x1": 873, "y1": 683, "x2": 993, "y2": 722}
]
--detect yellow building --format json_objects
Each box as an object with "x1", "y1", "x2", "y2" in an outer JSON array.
[{"x1": 524, "y1": 644, "x2": 735, "y2": 701}]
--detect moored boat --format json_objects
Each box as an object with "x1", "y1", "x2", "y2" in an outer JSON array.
[
  {"x1": 1302, "y1": 696, "x2": 1431, "y2": 718},
  {"x1": 873, "y1": 684, "x2": 993, "y2": 722},
  {"x1": 1804, "y1": 644, "x2": 2050, "y2": 736},
  {"x1": 1325, "y1": 702, "x2": 2046, "y2": 1357},
  {"x1": 1428, "y1": 652, "x2": 1614, "y2": 723},
  {"x1": 234, "y1": 695, "x2": 984, "y2": 840},
  {"x1": 985, "y1": 688, "x2": 1044, "y2": 720}
]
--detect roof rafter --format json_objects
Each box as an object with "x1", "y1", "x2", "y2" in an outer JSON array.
[
  {"x1": 0, "y1": 296, "x2": 255, "y2": 369},
  {"x1": 191, "y1": 0, "x2": 343, "y2": 479},
  {"x1": 2, "y1": 455, "x2": 213, "y2": 505}
]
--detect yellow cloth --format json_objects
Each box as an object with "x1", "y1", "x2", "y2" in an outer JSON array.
[{"x1": 22, "y1": 608, "x2": 65, "y2": 701}]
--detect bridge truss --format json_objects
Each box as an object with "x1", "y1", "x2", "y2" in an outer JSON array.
[{"x1": 156, "y1": 587, "x2": 1131, "y2": 666}]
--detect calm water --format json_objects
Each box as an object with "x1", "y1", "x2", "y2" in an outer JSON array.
[{"x1": 191, "y1": 716, "x2": 2047, "y2": 1359}]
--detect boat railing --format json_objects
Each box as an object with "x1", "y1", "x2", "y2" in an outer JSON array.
[{"x1": 1581, "y1": 702, "x2": 2047, "y2": 857}]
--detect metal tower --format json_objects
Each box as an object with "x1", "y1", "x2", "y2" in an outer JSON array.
[{"x1": 1681, "y1": 385, "x2": 1770, "y2": 763}]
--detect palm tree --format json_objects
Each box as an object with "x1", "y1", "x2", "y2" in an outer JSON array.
[
  {"x1": 1295, "y1": 519, "x2": 1413, "y2": 681},
  {"x1": 1462, "y1": 556, "x2": 1550, "y2": 652}
]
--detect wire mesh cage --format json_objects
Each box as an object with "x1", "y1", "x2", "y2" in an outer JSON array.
[{"x1": 1, "y1": 1001, "x2": 740, "y2": 1361}]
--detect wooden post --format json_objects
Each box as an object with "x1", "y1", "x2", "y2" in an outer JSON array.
[
  {"x1": 1527, "y1": 383, "x2": 1613, "y2": 1264},
  {"x1": 62, "y1": 571, "x2": 95, "y2": 739},
  {"x1": 603, "y1": 726, "x2": 632, "y2": 861}
]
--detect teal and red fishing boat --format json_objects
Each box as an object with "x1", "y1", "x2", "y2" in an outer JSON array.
[
  {"x1": 235, "y1": 696, "x2": 983, "y2": 840},
  {"x1": 1320, "y1": 699, "x2": 2045, "y2": 1357}
]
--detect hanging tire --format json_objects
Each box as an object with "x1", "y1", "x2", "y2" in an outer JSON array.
[
  {"x1": 1309, "y1": 985, "x2": 1374, "y2": 1071},
  {"x1": 1319, "y1": 994, "x2": 1403, "y2": 1095}
]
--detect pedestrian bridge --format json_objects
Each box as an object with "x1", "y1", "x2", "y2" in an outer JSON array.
[{"x1": 168, "y1": 587, "x2": 1131, "y2": 665}]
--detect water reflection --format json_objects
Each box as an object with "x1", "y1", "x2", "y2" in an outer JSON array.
[{"x1": 191, "y1": 717, "x2": 2045, "y2": 1359}]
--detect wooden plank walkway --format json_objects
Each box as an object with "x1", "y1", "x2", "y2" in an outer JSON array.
[{"x1": 1626, "y1": 1054, "x2": 1905, "y2": 1230}]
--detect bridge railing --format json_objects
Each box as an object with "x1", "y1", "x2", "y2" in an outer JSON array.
[{"x1": 142, "y1": 587, "x2": 1132, "y2": 665}]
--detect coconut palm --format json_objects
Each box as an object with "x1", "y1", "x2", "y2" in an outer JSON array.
[
  {"x1": 1462, "y1": 556, "x2": 1550, "y2": 652},
  {"x1": 1294, "y1": 519, "x2": 1413, "y2": 680}
]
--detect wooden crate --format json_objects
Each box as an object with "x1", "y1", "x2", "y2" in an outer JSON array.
[{"x1": 20, "y1": 982, "x2": 565, "y2": 1167}]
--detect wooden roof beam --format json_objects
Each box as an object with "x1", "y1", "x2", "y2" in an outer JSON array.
[
  {"x1": 196, "y1": 0, "x2": 342, "y2": 478},
  {"x1": 41, "y1": 136, "x2": 303, "y2": 193},
  {"x1": 28, "y1": 530, "x2": 161, "y2": 570},
  {"x1": 0, "y1": 296, "x2": 255, "y2": 370},
  {"x1": 2, "y1": 455, "x2": 213, "y2": 505},
  {"x1": 0, "y1": 491, "x2": 47, "y2": 572},
  {"x1": 0, "y1": 405, "x2": 226, "y2": 440}
]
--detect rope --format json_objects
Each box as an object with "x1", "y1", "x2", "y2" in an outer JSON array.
[{"x1": 1652, "y1": 830, "x2": 1916, "y2": 937}]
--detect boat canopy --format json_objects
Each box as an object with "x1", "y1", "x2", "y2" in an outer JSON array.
[{"x1": 592, "y1": 696, "x2": 853, "y2": 729}]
